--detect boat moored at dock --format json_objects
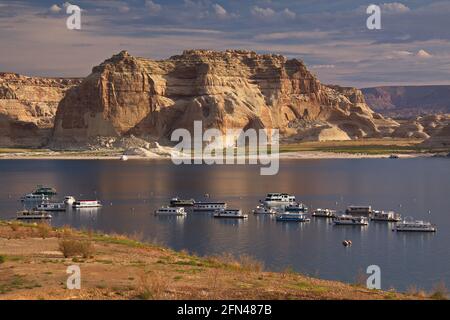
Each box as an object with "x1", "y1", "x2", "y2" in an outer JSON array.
[
  {"x1": 276, "y1": 212, "x2": 310, "y2": 222},
  {"x1": 263, "y1": 193, "x2": 296, "y2": 208},
  {"x1": 73, "y1": 200, "x2": 102, "y2": 208},
  {"x1": 16, "y1": 210, "x2": 52, "y2": 220},
  {"x1": 371, "y1": 210, "x2": 401, "y2": 222},
  {"x1": 284, "y1": 203, "x2": 308, "y2": 213},
  {"x1": 333, "y1": 215, "x2": 369, "y2": 226},
  {"x1": 214, "y1": 209, "x2": 248, "y2": 219},
  {"x1": 312, "y1": 208, "x2": 336, "y2": 218},
  {"x1": 193, "y1": 202, "x2": 227, "y2": 212},
  {"x1": 393, "y1": 219, "x2": 436, "y2": 232},
  {"x1": 155, "y1": 206, "x2": 187, "y2": 216},
  {"x1": 252, "y1": 205, "x2": 276, "y2": 214}
]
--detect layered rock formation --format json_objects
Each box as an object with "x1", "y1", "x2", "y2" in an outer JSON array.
[
  {"x1": 51, "y1": 50, "x2": 397, "y2": 147},
  {"x1": 0, "y1": 73, "x2": 81, "y2": 147},
  {"x1": 362, "y1": 86, "x2": 450, "y2": 118}
]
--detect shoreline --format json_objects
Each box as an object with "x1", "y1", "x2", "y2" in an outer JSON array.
[{"x1": 0, "y1": 151, "x2": 438, "y2": 160}]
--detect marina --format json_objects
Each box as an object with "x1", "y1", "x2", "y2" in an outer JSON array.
[{"x1": 0, "y1": 158, "x2": 448, "y2": 291}]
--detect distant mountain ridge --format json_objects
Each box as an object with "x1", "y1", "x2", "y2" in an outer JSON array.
[{"x1": 362, "y1": 85, "x2": 450, "y2": 118}]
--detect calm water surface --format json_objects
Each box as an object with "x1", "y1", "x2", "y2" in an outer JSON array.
[{"x1": 0, "y1": 158, "x2": 449, "y2": 291}]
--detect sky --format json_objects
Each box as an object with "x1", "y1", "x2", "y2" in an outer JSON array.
[{"x1": 0, "y1": 0, "x2": 449, "y2": 88}]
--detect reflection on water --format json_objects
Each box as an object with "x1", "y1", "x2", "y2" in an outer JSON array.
[{"x1": 0, "y1": 158, "x2": 449, "y2": 291}]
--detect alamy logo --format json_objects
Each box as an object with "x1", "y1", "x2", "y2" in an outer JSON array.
[
  {"x1": 170, "y1": 121, "x2": 279, "y2": 176},
  {"x1": 366, "y1": 265, "x2": 381, "y2": 289},
  {"x1": 366, "y1": 4, "x2": 381, "y2": 30},
  {"x1": 66, "y1": 265, "x2": 81, "y2": 290},
  {"x1": 66, "y1": 5, "x2": 81, "y2": 30}
]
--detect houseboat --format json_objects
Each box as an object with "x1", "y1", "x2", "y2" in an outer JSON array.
[
  {"x1": 170, "y1": 197, "x2": 195, "y2": 207},
  {"x1": 312, "y1": 208, "x2": 336, "y2": 218},
  {"x1": 333, "y1": 215, "x2": 369, "y2": 226},
  {"x1": 193, "y1": 202, "x2": 227, "y2": 212},
  {"x1": 16, "y1": 210, "x2": 52, "y2": 220},
  {"x1": 20, "y1": 193, "x2": 49, "y2": 202},
  {"x1": 252, "y1": 205, "x2": 276, "y2": 214},
  {"x1": 33, "y1": 185, "x2": 57, "y2": 196},
  {"x1": 393, "y1": 220, "x2": 436, "y2": 232},
  {"x1": 36, "y1": 202, "x2": 66, "y2": 212},
  {"x1": 155, "y1": 206, "x2": 187, "y2": 216},
  {"x1": 276, "y1": 212, "x2": 310, "y2": 222},
  {"x1": 64, "y1": 196, "x2": 76, "y2": 205},
  {"x1": 371, "y1": 210, "x2": 401, "y2": 222},
  {"x1": 214, "y1": 209, "x2": 248, "y2": 219},
  {"x1": 345, "y1": 205, "x2": 373, "y2": 217},
  {"x1": 73, "y1": 200, "x2": 102, "y2": 208},
  {"x1": 263, "y1": 193, "x2": 296, "y2": 207},
  {"x1": 284, "y1": 203, "x2": 308, "y2": 213}
]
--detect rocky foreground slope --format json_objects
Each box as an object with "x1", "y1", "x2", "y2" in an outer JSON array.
[
  {"x1": 0, "y1": 73, "x2": 81, "y2": 147},
  {"x1": 51, "y1": 50, "x2": 398, "y2": 148}
]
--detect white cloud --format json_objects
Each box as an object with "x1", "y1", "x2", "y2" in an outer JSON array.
[
  {"x1": 381, "y1": 2, "x2": 410, "y2": 13},
  {"x1": 145, "y1": 0, "x2": 162, "y2": 15},
  {"x1": 282, "y1": 8, "x2": 296, "y2": 19},
  {"x1": 212, "y1": 4, "x2": 228, "y2": 19},
  {"x1": 251, "y1": 6, "x2": 276, "y2": 18},
  {"x1": 49, "y1": 4, "x2": 62, "y2": 13}
]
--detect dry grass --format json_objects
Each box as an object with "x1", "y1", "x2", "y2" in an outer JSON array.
[
  {"x1": 137, "y1": 271, "x2": 169, "y2": 300},
  {"x1": 36, "y1": 223, "x2": 52, "y2": 239},
  {"x1": 58, "y1": 239, "x2": 95, "y2": 258},
  {"x1": 429, "y1": 281, "x2": 448, "y2": 300},
  {"x1": 406, "y1": 285, "x2": 427, "y2": 298}
]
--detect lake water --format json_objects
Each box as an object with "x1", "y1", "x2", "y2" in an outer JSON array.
[{"x1": 0, "y1": 158, "x2": 449, "y2": 291}]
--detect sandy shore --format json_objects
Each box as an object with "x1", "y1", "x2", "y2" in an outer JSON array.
[{"x1": 0, "y1": 150, "x2": 435, "y2": 160}]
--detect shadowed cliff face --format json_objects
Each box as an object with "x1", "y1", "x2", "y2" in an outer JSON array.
[
  {"x1": 51, "y1": 50, "x2": 397, "y2": 147},
  {"x1": 0, "y1": 73, "x2": 81, "y2": 147}
]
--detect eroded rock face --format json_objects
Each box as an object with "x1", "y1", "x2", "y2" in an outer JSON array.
[
  {"x1": 52, "y1": 50, "x2": 396, "y2": 147},
  {"x1": 0, "y1": 73, "x2": 81, "y2": 147}
]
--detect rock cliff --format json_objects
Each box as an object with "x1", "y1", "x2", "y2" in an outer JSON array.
[
  {"x1": 0, "y1": 73, "x2": 81, "y2": 147},
  {"x1": 51, "y1": 50, "x2": 397, "y2": 147}
]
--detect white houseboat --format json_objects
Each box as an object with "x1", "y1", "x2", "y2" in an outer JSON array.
[
  {"x1": 333, "y1": 215, "x2": 369, "y2": 226},
  {"x1": 252, "y1": 205, "x2": 276, "y2": 214},
  {"x1": 155, "y1": 206, "x2": 187, "y2": 216},
  {"x1": 214, "y1": 209, "x2": 248, "y2": 219},
  {"x1": 284, "y1": 203, "x2": 308, "y2": 213},
  {"x1": 276, "y1": 212, "x2": 310, "y2": 222},
  {"x1": 393, "y1": 219, "x2": 436, "y2": 232},
  {"x1": 73, "y1": 200, "x2": 102, "y2": 208},
  {"x1": 371, "y1": 210, "x2": 401, "y2": 222},
  {"x1": 263, "y1": 193, "x2": 296, "y2": 207},
  {"x1": 312, "y1": 208, "x2": 336, "y2": 218},
  {"x1": 16, "y1": 210, "x2": 52, "y2": 220},
  {"x1": 193, "y1": 202, "x2": 227, "y2": 212}
]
